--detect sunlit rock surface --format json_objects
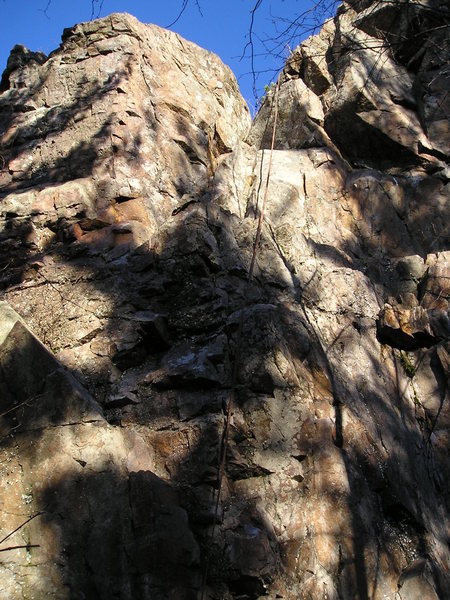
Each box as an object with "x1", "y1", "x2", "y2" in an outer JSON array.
[{"x1": 0, "y1": 4, "x2": 449, "y2": 599}]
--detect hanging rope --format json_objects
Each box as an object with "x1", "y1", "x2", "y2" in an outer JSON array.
[{"x1": 200, "y1": 72, "x2": 282, "y2": 599}]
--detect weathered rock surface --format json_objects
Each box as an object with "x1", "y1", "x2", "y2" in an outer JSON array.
[{"x1": 0, "y1": 3, "x2": 449, "y2": 599}]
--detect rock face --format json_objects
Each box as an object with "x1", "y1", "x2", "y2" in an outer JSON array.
[{"x1": 0, "y1": 4, "x2": 449, "y2": 599}]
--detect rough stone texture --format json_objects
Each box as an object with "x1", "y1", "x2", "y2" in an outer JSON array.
[{"x1": 0, "y1": 4, "x2": 449, "y2": 600}]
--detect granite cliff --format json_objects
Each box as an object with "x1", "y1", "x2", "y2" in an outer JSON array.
[{"x1": 0, "y1": 1, "x2": 449, "y2": 599}]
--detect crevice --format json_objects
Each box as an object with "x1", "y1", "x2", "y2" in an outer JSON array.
[{"x1": 172, "y1": 138, "x2": 207, "y2": 166}]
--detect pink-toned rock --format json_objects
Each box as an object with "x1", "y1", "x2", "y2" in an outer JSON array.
[{"x1": 0, "y1": 4, "x2": 449, "y2": 599}]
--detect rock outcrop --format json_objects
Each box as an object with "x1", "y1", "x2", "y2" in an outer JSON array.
[{"x1": 0, "y1": 3, "x2": 449, "y2": 599}]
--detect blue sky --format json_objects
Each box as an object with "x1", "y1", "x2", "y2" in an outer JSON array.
[{"x1": 0, "y1": 0, "x2": 336, "y2": 111}]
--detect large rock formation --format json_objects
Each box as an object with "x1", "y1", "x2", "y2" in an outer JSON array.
[{"x1": 0, "y1": 3, "x2": 448, "y2": 599}]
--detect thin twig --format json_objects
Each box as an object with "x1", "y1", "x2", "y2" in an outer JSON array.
[
  {"x1": 0, "y1": 544, "x2": 40, "y2": 553},
  {"x1": 90, "y1": 0, "x2": 105, "y2": 20},
  {"x1": 0, "y1": 512, "x2": 44, "y2": 546},
  {"x1": 39, "y1": 0, "x2": 51, "y2": 19},
  {"x1": 0, "y1": 395, "x2": 41, "y2": 419},
  {"x1": 241, "y1": 0, "x2": 264, "y2": 100},
  {"x1": 36, "y1": 270, "x2": 99, "y2": 318},
  {"x1": 166, "y1": 0, "x2": 189, "y2": 29}
]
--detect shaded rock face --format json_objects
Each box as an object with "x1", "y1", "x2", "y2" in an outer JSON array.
[{"x1": 0, "y1": 5, "x2": 448, "y2": 600}]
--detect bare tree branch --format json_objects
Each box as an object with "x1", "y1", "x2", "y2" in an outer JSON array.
[
  {"x1": 0, "y1": 544, "x2": 40, "y2": 552},
  {"x1": 165, "y1": 0, "x2": 189, "y2": 28},
  {"x1": 90, "y1": 0, "x2": 105, "y2": 20},
  {"x1": 0, "y1": 513, "x2": 44, "y2": 546},
  {"x1": 241, "y1": 0, "x2": 264, "y2": 99},
  {"x1": 39, "y1": 0, "x2": 51, "y2": 19}
]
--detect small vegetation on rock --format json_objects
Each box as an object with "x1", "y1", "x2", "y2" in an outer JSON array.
[{"x1": 399, "y1": 350, "x2": 416, "y2": 379}]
